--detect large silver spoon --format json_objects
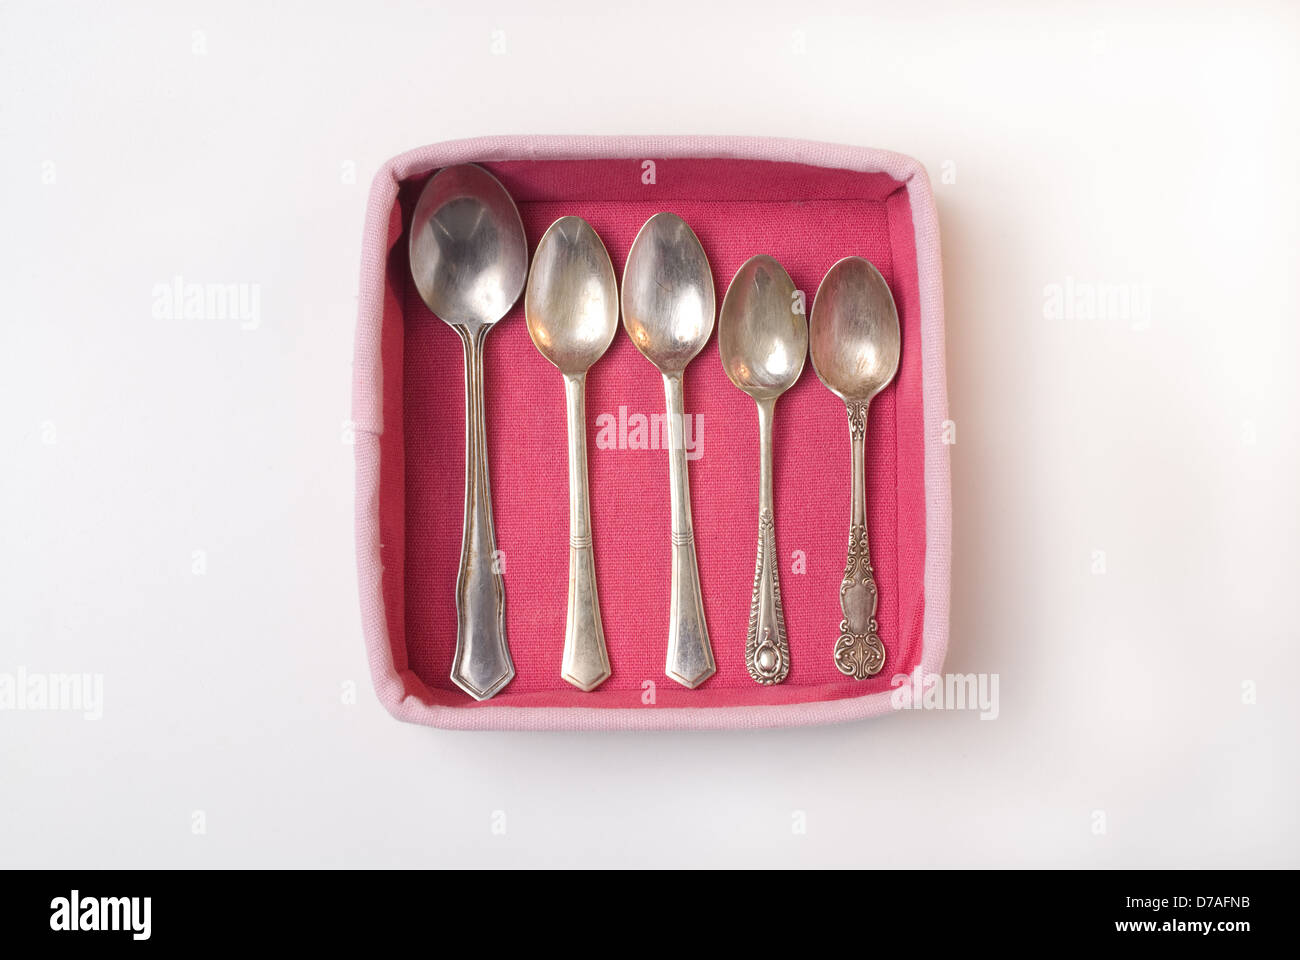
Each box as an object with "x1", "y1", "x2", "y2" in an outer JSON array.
[
  {"x1": 524, "y1": 216, "x2": 617, "y2": 691},
  {"x1": 809, "y1": 257, "x2": 901, "y2": 680},
  {"x1": 622, "y1": 212, "x2": 716, "y2": 689},
  {"x1": 719, "y1": 255, "x2": 807, "y2": 685},
  {"x1": 409, "y1": 163, "x2": 527, "y2": 701}
]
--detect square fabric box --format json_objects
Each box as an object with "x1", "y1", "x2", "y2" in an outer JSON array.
[{"x1": 353, "y1": 135, "x2": 950, "y2": 730}]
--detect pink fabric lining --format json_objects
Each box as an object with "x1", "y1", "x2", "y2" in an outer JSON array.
[{"x1": 354, "y1": 136, "x2": 949, "y2": 731}]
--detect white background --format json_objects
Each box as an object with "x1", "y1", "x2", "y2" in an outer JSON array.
[{"x1": 2, "y1": 0, "x2": 1296, "y2": 868}]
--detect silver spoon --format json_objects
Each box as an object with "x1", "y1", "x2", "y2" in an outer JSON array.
[
  {"x1": 809, "y1": 257, "x2": 901, "y2": 680},
  {"x1": 524, "y1": 216, "x2": 617, "y2": 691},
  {"x1": 409, "y1": 163, "x2": 527, "y2": 701},
  {"x1": 719, "y1": 255, "x2": 807, "y2": 685},
  {"x1": 622, "y1": 212, "x2": 716, "y2": 689}
]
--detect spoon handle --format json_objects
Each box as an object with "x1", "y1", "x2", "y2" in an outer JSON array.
[
  {"x1": 834, "y1": 399, "x2": 886, "y2": 680},
  {"x1": 662, "y1": 372, "x2": 716, "y2": 689},
  {"x1": 560, "y1": 373, "x2": 611, "y2": 691},
  {"x1": 450, "y1": 326, "x2": 514, "y2": 701},
  {"x1": 746, "y1": 396, "x2": 790, "y2": 684}
]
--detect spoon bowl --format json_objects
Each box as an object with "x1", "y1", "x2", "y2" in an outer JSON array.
[
  {"x1": 719, "y1": 254, "x2": 807, "y2": 400},
  {"x1": 622, "y1": 212, "x2": 715, "y2": 373},
  {"x1": 410, "y1": 163, "x2": 528, "y2": 329},
  {"x1": 525, "y1": 216, "x2": 618, "y2": 376},
  {"x1": 809, "y1": 256, "x2": 901, "y2": 403}
]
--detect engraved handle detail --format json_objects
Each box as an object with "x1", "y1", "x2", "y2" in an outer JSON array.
[
  {"x1": 450, "y1": 326, "x2": 514, "y2": 700},
  {"x1": 663, "y1": 372, "x2": 715, "y2": 689},
  {"x1": 746, "y1": 397, "x2": 789, "y2": 684},
  {"x1": 834, "y1": 399, "x2": 885, "y2": 680},
  {"x1": 560, "y1": 373, "x2": 611, "y2": 691}
]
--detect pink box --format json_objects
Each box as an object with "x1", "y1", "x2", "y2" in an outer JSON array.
[{"x1": 354, "y1": 135, "x2": 950, "y2": 730}]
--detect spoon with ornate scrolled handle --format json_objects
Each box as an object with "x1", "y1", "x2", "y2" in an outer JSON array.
[
  {"x1": 408, "y1": 164, "x2": 528, "y2": 701},
  {"x1": 622, "y1": 212, "x2": 717, "y2": 689},
  {"x1": 524, "y1": 216, "x2": 618, "y2": 691},
  {"x1": 809, "y1": 257, "x2": 901, "y2": 680},
  {"x1": 719, "y1": 255, "x2": 806, "y2": 685}
]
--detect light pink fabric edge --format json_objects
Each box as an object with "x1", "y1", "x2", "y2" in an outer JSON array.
[{"x1": 353, "y1": 134, "x2": 950, "y2": 731}]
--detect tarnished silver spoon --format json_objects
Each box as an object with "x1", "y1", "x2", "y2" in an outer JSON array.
[
  {"x1": 524, "y1": 216, "x2": 618, "y2": 692},
  {"x1": 719, "y1": 255, "x2": 806, "y2": 685},
  {"x1": 622, "y1": 212, "x2": 717, "y2": 689},
  {"x1": 409, "y1": 164, "x2": 527, "y2": 701},
  {"x1": 809, "y1": 257, "x2": 901, "y2": 680}
]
